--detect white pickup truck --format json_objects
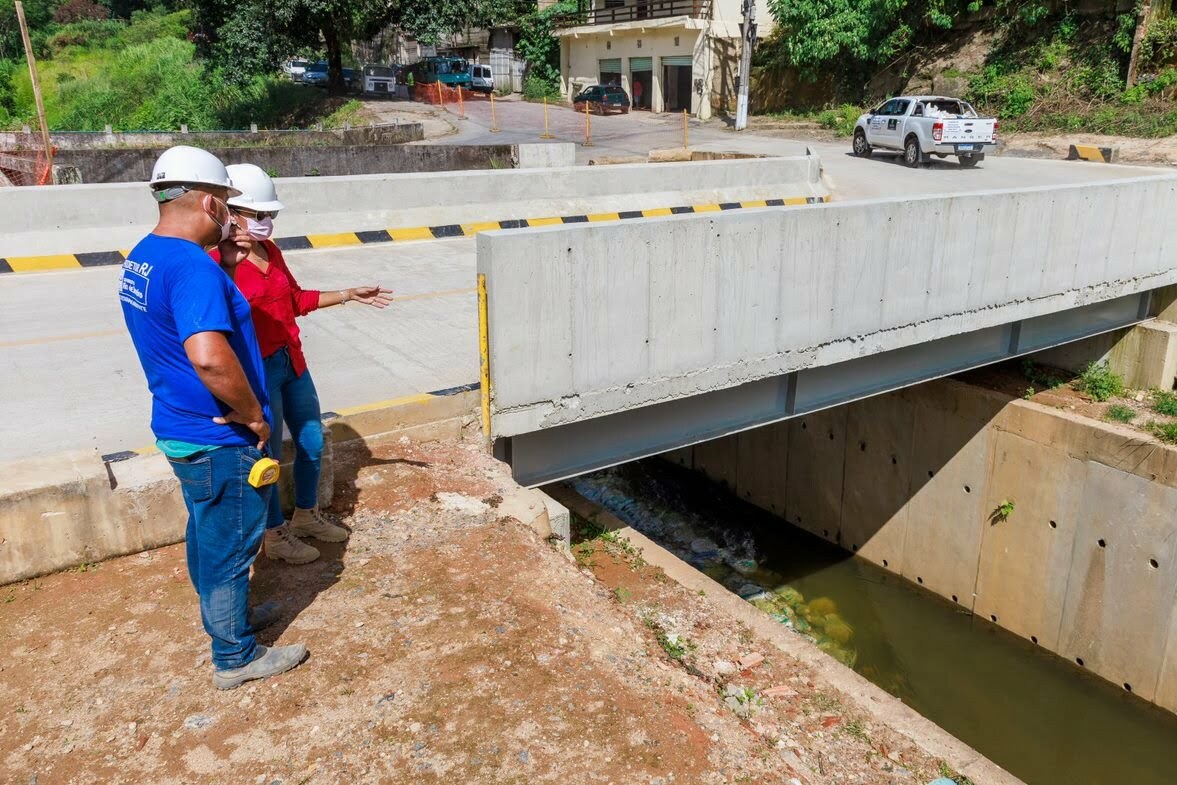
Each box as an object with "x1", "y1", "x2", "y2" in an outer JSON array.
[{"x1": 852, "y1": 96, "x2": 998, "y2": 168}]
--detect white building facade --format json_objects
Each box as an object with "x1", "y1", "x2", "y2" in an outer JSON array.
[{"x1": 555, "y1": 0, "x2": 771, "y2": 119}]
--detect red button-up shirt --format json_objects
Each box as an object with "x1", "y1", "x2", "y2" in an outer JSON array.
[{"x1": 212, "y1": 241, "x2": 320, "y2": 376}]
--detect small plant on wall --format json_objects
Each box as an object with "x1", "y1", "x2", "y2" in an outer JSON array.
[{"x1": 990, "y1": 499, "x2": 1016, "y2": 525}]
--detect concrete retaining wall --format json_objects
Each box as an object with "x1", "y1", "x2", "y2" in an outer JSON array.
[
  {"x1": 478, "y1": 175, "x2": 1177, "y2": 439},
  {"x1": 0, "y1": 124, "x2": 423, "y2": 150},
  {"x1": 0, "y1": 153, "x2": 821, "y2": 258},
  {"x1": 53, "y1": 143, "x2": 522, "y2": 184},
  {"x1": 676, "y1": 379, "x2": 1177, "y2": 715},
  {"x1": 0, "y1": 390, "x2": 479, "y2": 585}
]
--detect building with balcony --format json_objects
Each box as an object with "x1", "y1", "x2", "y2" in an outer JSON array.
[{"x1": 554, "y1": 0, "x2": 771, "y2": 120}]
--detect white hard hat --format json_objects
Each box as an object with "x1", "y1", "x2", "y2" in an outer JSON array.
[
  {"x1": 149, "y1": 145, "x2": 240, "y2": 196},
  {"x1": 225, "y1": 164, "x2": 285, "y2": 212}
]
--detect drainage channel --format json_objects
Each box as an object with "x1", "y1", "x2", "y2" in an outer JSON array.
[{"x1": 567, "y1": 460, "x2": 1177, "y2": 785}]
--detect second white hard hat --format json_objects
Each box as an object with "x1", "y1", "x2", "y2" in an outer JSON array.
[
  {"x1": 150, "y1": 145, "x2": 240, "y2": 196},
  {"x1": 225, "y1": 164, "x2": 285, "y2": 213}
]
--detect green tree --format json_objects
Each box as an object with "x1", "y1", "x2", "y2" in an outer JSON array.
[{"x1": 0, "y1": 0, "x2": 56, "y2": 60}]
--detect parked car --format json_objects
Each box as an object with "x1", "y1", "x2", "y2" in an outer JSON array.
[
  {"x1": 363, "y1": 64, "x2": 398, "y2": 97},
  {"x1": 573, "y1": 84, "x2": 630, "y2": 115},
  {"x1": 852, "y1": 95, "x2": 998, "y2": 168},
  {"x1": 302, "y1": 62, "x2": 361, "y2": 92},
  {"x1": 282, "y1": 58, "x2": 311, "y2": 82},
  {"x1": 469, "y1": 63, "x2": 494, "y2": 94}
]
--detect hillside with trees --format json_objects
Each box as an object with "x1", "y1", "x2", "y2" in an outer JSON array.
[{"x1": 753, "y1": 0, "x2": 1177, "y2": 137}]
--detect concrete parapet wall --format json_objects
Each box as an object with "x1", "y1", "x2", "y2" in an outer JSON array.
[
  {"x1": 0, "y1": 154, "x2": 822, "y2": 258},
  {"x1": 677, "y1": 379, "x2": 1177, "y2": 714},
  {"x1": 0, "y1": 124, "x2": 423, "y2": 151},
  {"x1": 478, "y1": 175, "x2": 1177, "y2": 439},
  {"x1": 0, "y1": 390, "x2": 479, "y2": 586}
]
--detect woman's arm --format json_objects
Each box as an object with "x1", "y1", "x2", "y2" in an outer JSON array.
[{"x1": 317, "y1": 286, "x2": 394, "y2": 309}]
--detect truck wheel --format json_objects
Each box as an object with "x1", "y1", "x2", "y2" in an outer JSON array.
[
  {"x1": 903, "y1": 135, "x2": 922, "y2": 168},
  {"x1": 852, "y1": 130, "x2": 872, "y2": 158},
  {"x1": 958, "y1": 154, "x2": 980, "y2": 168}
]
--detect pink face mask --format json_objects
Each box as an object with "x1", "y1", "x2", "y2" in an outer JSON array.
[{"x1": 246, "y1": 216, "x2": 274, "y2": 240}]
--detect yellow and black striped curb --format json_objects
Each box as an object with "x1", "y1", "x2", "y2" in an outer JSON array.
[
  {"x1": 99, "y1": 381, "x2": 481, "y2": 465},
  {"x1": 0, "y1": 196, "x2": 830, "y2": 275},
  {"x1": 1067, "y1": 144, "x2": 1117, "y2": 163}
]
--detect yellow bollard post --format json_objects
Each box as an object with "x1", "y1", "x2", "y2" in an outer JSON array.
[
  {"x1": 458, "y1": 85, "x2": 465, "y2": 119},
  {"x1": 436, "y1": 80, "x2": 444, "y2": 109},
  {"x1": 683, "y1": 109, "x2": 689, "y2": 149},
  {"x1": 489, "y1": 92, "x2": 501, "y2": 132},
  {"x1": 539, "y1": 96, "x2": 555, "y2": 139},
  {"x1": 583, "y1": 98, "x2": 594, "y2": 147}
]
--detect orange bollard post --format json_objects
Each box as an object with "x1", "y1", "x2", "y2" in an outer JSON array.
[
  {"x1": 539, "y1": 96, "x2": 555, "y2": 139},
  {"x1": 583, "y1": 98, "x2": 594, "y2": 147},
  {"x1": 436, "y1": 80, "x2": 444, "y2": 108},
  {"x1": 683, "y1": 109, "x2": 689, "y2": 149},
  {"x1": 489, "y1": 93, "x2": 501, "y2": 133},
  {"x1": 458, "y1": 85, "x2": 465, "y2": 119}
]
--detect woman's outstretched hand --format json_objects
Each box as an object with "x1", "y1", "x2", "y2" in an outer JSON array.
[{"x1": 349, "y1": 286, "x2": 394, "y2": 308}]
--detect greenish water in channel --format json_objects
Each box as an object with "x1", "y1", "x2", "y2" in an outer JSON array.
[{"x1": 569, "y1": 461, "x2": 1177, "y2": 785}]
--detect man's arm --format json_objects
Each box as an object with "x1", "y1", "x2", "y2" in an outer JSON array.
[{"x1": 183, "y1": 330, "x2": 270, "y2": 448}]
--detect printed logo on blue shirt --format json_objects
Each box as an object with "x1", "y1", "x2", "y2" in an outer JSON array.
[{"x1": 119, "y1": 259, "x2": 152, "y2": 312}]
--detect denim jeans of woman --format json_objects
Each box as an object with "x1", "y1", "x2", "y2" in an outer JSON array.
[
  {"x1": 169, "y1": 445, "x2": 270, "y2": 671},
  {"x1": 263, "y1": 347, "x2": 324, "y2": 528}
]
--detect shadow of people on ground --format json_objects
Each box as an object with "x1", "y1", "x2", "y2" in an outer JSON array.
[{"x1": 248, "y1": 420, "x2": 430, "y2": 644}]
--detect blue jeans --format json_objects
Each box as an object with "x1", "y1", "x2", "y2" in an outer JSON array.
[
  {"x1": 168, "y1": 445, "x2": 270, "y2": 671},
  {"x1": 263, "y1": 347, "x2": 324, "y2": 528}
]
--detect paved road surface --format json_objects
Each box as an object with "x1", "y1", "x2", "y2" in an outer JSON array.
[
  {"x1": 0, "y1": 241, "x2": 478, "y2": 462},
  {"x1": 2, "y1": 105, "x2": 1169, "y2": 462}
]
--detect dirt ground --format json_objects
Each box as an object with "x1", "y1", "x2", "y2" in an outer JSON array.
[{"x1": 0, "y1": 433, "x2": 962, "y2": 785}]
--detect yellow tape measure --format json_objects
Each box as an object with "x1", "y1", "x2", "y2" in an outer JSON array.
[{"x1": 248, "y1": 457, "x2": 280, "y2": 488}]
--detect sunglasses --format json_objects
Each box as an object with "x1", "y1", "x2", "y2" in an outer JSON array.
[{"x1": 231, "y1": 209, "x2": 277, "y2": 220}]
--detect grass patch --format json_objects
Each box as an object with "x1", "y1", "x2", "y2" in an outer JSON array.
[
  {"x1": 1105, "y1": 404, "x2": 1137, "y2": 423},
  {"x1": 643, "y1": 615, "x2": 695, "y2": 661},
  {"x1": 1149, "y1": 421, "x2": 1177, "y2": 444},
  {"x1": 1152, "y1": 390, "x2": 1177, "y2": 417},
  {"x1": 1076, "y1": 361, "x2": 1123, "y2": 402},
  {"x1": 1021, "y1": 359, "x2": 1066, "y2": 390}
]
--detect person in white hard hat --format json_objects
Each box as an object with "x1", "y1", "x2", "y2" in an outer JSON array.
[
  {"x1": 211, "y1": 163, "x2": 392, "y2": 565},
  {"x1": 119, "y1": 146, "x2": 308, "y2": 690}
]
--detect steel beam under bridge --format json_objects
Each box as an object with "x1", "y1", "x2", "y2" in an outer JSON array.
[{"x1": 477, "y1": 176, "x2": 1177, "y2": 487}]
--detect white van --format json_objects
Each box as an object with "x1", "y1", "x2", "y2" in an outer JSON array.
[{"x1": 469, "y1": 63, "x2": 494, "y2": 94}]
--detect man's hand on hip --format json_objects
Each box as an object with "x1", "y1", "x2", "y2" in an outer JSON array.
[{"x1": 213, "y1": 410, "x2": 271, "y2": 449}]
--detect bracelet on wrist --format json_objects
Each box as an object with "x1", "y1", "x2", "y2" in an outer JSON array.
[{"x1": 339, "y1": 289, "x2": 350, "y2": 304}]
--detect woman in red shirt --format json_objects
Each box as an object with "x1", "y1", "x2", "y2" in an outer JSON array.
[{"x1": 215, "y1": 164, "x2": 392, "y2": 565}]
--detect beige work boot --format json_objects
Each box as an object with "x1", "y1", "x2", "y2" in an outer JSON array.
[
  {"x1": 289, "y1": 507, "x2": 349, "y2": 543},
  {"x1": 264, "y1": 524, "x2": 320, "y2": 564}
]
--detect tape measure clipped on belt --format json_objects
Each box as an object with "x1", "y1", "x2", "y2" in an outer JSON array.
[{"x1": 248, "y1": 457, "x2": 281, "y2": 488}]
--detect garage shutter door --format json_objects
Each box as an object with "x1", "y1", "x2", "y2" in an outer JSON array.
[
  {"x1": 662, "y1": 55, "x2": 692, "y2": 67},
  {"x1": 598, "y1": 58, "x2": 622, "y2": 72},
  {"x1": 629, "y1": 57, "x2": 652, "y2": 71}
]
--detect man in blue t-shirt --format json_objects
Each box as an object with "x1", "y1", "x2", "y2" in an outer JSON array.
[{"x1": 120, "y1": 146, "x2": 308, "y2": 690}]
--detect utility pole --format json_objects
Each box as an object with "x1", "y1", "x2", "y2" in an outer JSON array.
[
  {"x1": 15, "y1": 1, "x2": 54, "y2": 182},
  {"x1": 734, "y1": 0, "x2": 756, "y2": 131}
]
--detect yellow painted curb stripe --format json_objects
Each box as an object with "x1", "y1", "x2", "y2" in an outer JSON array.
[
  {"x1": 742, "y1": 200, "x2": 769, "y2": 209},
  {"x1": 783, "y1": 197, "x2": 809, "y2": 206},
  {"x1": 388, "y1": 226, "x2": 436, "y2": 242},
  {"x1": 462, "y1": 221, "x2": 502, "y2": 235},
  {"x1": 692, "y1": 204, "x2": 722, "y2": 213},
  {"x1": 587, "y1": 212, "x2": 620, "y2": 222},
  {"x1": 336, "y1": 391, "x2": 434, "y2": 417},
  {"x1": 307, "y1": 232, "x2": 362, "y2": 248},
  {"x1": 527, "y1": 216, "x2": 564, "y2": 227},
  {"x1": 6, "y1": 254, "x2": 83, "y2": 272},
  {"x1": 643, "y1": 207, "x2": 673, "y2": 217}
]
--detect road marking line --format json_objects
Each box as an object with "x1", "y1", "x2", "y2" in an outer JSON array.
[
  {"x1": 461, "y1": 221, "x2": 502, "y2": 235},
  {"x1": 0, "y1": 328, "x2": 125, "y2": 349},
  {"x1": 642, "y1": 207, "x2": 672, "y2": 217},
  {"x1": 587, "y1": 212, "x2": 621, "y2": 222},
  {"x1": 692, "y1": 204, "x2": 722, "y2": 212},
  {"x1": 741, "y1": 200, "x2": 769, "y2": 209},
  {"x1": 526, "y1": 216, "x2": 564, "y2": 226}
]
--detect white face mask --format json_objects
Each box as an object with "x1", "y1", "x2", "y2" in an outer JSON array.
[{"x1": 246, "y1": 216, "x2": 274, "y2": 240}]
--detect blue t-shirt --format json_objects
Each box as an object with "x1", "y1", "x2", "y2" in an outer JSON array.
[{"x1": 119, "y1": 234, "x2": 270, "y2": 446}]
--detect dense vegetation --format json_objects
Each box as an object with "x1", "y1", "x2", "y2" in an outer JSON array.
[
  {"x1": 0, "y1": 1, "x2": 340, "y2": 130},
  {"x1": 757, "y1": 0, "x2": 1177, "y2": 137}
]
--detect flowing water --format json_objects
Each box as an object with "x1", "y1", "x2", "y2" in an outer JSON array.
[{"x1": 569, "y1": 461, "x2": 1177, "y2": 785}]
